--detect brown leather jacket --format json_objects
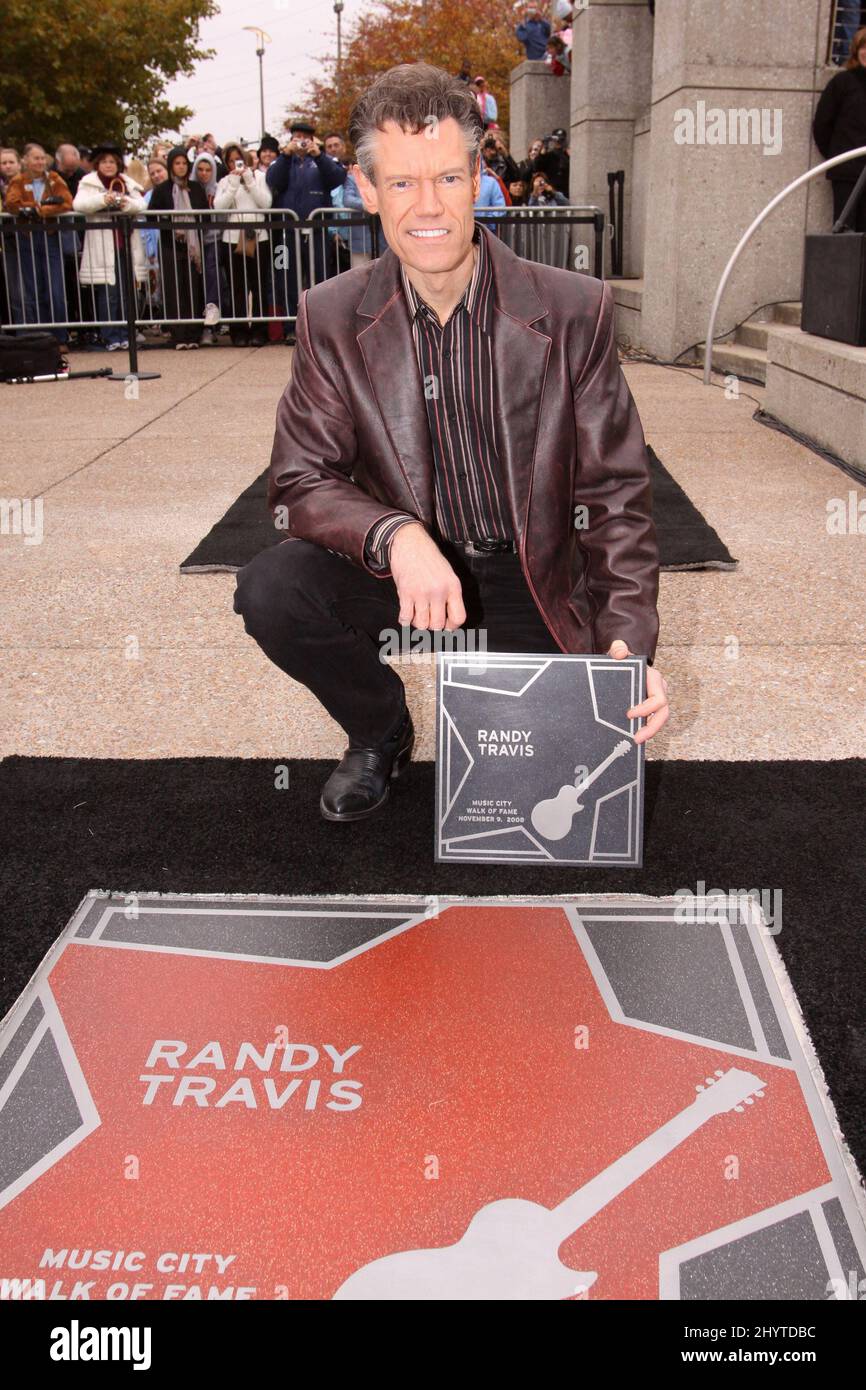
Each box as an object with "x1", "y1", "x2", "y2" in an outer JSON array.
[
  {"x1": 268, "y1": 224, "x2": 659, "y2": 659},
  {"x1": 3, "y1": 170, "x2": 73, "y2": 225}
]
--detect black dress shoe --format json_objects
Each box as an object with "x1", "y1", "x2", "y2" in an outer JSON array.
[{"x1": 320, "y1": 712, "x2": 415, "y2": 822}]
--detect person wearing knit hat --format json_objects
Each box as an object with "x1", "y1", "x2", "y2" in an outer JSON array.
[
  {"x1": 146, "y1": 145, "x2": 208, "y2": 347},
  {"x1": 257, "y1": 133, "x2": 280, "y2": 169}
]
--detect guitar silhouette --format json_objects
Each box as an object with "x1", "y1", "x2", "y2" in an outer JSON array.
[
  {"x1": 332, "y1": 1066, "x2": 767, "y2": 1300},
  {"x1": 530, "y1": 739, "x2": 632, "y2": 841}
]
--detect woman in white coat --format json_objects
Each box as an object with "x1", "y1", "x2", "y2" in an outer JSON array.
[
  {"x1": 213, "y1": 143, "x2": 272, "y2": 346},
  {"x1": 73, "y1": 142, "x2": 147, "y2": 350}
]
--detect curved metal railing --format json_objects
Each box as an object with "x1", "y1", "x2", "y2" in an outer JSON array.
[{"x1": 703, "y1": 145, "x2": 866, "y2": 384}]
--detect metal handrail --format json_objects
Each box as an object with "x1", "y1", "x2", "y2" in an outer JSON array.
[{"x1": 703, "y1": 145, "x2": 866, "y2": 384}]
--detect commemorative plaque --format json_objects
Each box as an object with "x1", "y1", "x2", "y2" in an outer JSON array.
[{"x1": 435, "y1": 653, "x2": 645, "y2": 867}]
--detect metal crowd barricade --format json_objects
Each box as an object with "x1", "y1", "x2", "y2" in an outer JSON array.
[
  {"x1": 0, "y1": 204, "x2": 606, "y2": 356},
  {"x1": 308, "y1": 204, "x2": 605, "y2": 279},
  {"x1": 828, "y1": 0, "x2": 865, "y2": 65},
  {"x1": 480, "y1": 205, "x2": 605, "y2": 277}
]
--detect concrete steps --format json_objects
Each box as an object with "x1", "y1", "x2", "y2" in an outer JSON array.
[{"x1": 698, "y1": 302, "x2": 802, "y2": 384}]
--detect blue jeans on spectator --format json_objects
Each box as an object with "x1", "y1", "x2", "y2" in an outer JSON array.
[
  {"x1": 91, "y1": 246, "x2": 130, "y2": 346},
  {"x1": 203, "y1": 239, "x2": 224, "y2": 310},
  {"x1": 6, "y1": 226, "x2": 68, "y2": 343},
  {"x1": 93, "y1": 283, "x2": 125, "y2": 345}
]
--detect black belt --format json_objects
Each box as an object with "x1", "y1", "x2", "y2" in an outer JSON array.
[{"x1": 449, "y1": 538, "x2": 517, "y2": 556}]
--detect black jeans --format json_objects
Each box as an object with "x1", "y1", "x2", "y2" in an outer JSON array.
[{"x1": 233, "y1": 537, "x2": 560, "y2": 746}]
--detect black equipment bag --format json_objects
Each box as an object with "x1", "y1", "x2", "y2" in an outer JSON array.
[
  {"x1": 801, "y1": 164, "x2": 866, "y2": 347},
  {"x1": 0, "y1": 331, "x2": 66, "y2": 380}
]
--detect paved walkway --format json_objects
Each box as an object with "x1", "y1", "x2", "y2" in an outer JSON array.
[{"x1": 1, "y1": 344, "x2": 863, "y2": 761}]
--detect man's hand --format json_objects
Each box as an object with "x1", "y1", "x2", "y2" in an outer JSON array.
[
  {"x1": 608, "y1": 639, "x2": 670, "y2": 745},
  {"x1": 388, "y1": 523, "x2": 466, "y2": 632}
]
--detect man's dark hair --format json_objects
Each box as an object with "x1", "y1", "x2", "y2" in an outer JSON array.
[{"x1": 349, "y1": 61, "x2": 484, "y2": 184}]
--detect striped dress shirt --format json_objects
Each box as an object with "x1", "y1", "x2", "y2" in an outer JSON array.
[{"x1": 365, "y1": 225, "x2": 513, "y2": 571}]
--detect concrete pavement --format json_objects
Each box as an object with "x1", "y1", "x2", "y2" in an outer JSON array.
[{"x1": 1, "y1": 343, "x2": 863, "y2": 762}]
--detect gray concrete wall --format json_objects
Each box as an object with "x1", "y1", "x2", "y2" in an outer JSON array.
[
  {"x1": 509, "y1": 60, "x2": 571, "y2": 170},
  {"x1": 639, "y1": 0, "x2": 838, "y2": 360},
  {"x1": 570, "y1": 0, "x2": 655, "y2": 276},
  {"x1": 630, "y1": 113, "x2": 652, "y2": 276}
]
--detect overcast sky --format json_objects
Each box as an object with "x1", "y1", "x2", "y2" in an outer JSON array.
[{"x1": 162, "y1": 0, "x2": 360, "y2": 146}]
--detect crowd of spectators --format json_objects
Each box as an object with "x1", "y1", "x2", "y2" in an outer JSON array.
[
  {"x1": 0, "y1": 110, "x2": 573, "y2": 349},
  {"x1": 0, "y1": 130, "x2": 348, "y2": 349},
  {"x1": 0, "y1": 3, "x2": 584, "y2": 352},
  {"x1": 0, "y1": 0, "x2": 585, "y2": 351}
]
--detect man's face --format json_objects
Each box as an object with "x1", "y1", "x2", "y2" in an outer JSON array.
[
  {"x1": 258, "y1": 147, "x2": 276, "y2": 167},
  {"x1": 325, "y1": 136, "x2": 345, "y2": 160},
  {"x1": 25, "y1": 147, "x2": 47, "y2": 177},
  {"x1": 56, "y1": 144, "x2": 79, "y2": 172},
  {"x1": 354, "y1": 117, "x2": 480, "y2": 275},
  {"x1": 292, "y1": 130, "x2": 312, "y2": 152},
  {"x1": 0, "y1": 150, "x2": 20, "y2": 179}
]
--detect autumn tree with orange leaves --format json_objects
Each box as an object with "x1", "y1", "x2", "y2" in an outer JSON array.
[{"x1": 286, "y1": 0, "x2": 527, "y2": 153}]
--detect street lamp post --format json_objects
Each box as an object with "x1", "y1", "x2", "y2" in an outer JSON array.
[
  {"x1": 334, "y1": 2, "x2": 344, "y2": 86},
  {"x1": 242, "y1": 26, "x2": 272, "y2": 141}
]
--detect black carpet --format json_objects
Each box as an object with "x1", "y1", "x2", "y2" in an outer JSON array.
[
  {"x1": 0, "y1": 755, "x2": 861, "y2": 1174},
  {"x1": 180, "y1": 448, "x2": 738, "y2": 573}
]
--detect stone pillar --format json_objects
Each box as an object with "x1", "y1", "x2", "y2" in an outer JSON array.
[
  {"x1": 569, "y1": 0, "x2": 655, "y2": 277},
  {"x1": 639, "y1": 0, "x2": 833, "y2": 361},
  {"x1": 509, "y1": 59, "x2": 571, "y2": 172}
]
